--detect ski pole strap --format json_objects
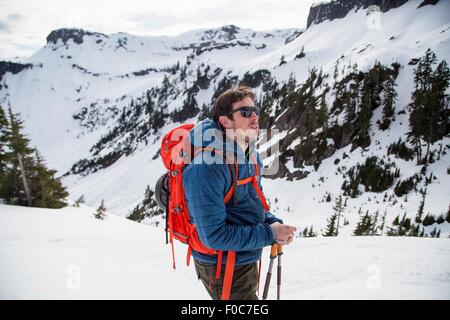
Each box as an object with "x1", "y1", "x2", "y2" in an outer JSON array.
[{"x1": 221, "y1": 251, "x2": 236, "y2": 300}]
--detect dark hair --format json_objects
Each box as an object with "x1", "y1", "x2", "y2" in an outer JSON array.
[{"x1": 211, "y1": 85, "x2": 255, "y2": 122}]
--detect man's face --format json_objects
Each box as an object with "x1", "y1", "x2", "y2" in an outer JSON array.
[{"x1": 227, "y1": 97, "x2": 259, "y2": 143}]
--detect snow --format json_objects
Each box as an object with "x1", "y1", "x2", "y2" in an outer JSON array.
[
  {"x1": 0, "y1": 204, "x2": 448, "y2": 299},
  {"x1": 0, "y1": 0, "x2": 449, "y2": 294}
]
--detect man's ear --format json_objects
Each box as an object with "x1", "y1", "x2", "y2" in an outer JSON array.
[{"x1": 218, "y1": 115, "x2": 233, "y2": 129}]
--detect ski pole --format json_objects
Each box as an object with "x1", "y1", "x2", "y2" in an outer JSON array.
[
  {"x1": 276, "y1": 243, "x2": 283, "y2": 300},
  {"x1": 262, "y1": 243, "x2": 278, "y2": 300}
]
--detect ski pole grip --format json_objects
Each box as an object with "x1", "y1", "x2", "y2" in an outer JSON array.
[
  {"x1": 277, "y1": 243, "x2": 283, "y2": 255},
  {"x1": 271, "y1": 244, "x2": 278, "y2": 257}
]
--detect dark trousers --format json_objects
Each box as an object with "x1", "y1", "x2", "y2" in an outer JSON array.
[{"x1": 194, "y1": 259, "x2": 259, "y2": 300}]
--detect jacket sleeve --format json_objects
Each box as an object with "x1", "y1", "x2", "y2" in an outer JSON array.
[
  {"x1": 255, "y1": 152, "x2": 283, "y2": 225},
  {"x1": 183, "y1": 159, "x2": 274, "y2": 251}
]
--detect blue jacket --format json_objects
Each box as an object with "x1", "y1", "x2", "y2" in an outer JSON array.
[{"x1": 182, "y1": 119, "x2": 282, "y2": 266}]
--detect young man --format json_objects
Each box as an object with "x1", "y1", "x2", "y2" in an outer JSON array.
[{"x1": 182, "y1": 85, "x2": 296, "y2": 300}]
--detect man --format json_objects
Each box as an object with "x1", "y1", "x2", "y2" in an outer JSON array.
[{"x1": 182, "y1": 85, "x2": 297, "y2": 300}]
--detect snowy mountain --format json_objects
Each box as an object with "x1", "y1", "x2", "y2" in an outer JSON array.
[
  {"x1": 0, "y1": 0, "x2": 449, "y2": 239},
  {"x1": 1, "y1": 204, "x2": 449, "y2": 299}
]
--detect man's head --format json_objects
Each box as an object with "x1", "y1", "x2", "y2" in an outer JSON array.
[{"x1": 211, "y1": 85, "x2": 260, "y2": 145}]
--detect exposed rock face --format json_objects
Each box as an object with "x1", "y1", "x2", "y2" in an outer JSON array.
[
  {"x1": 417, "y1": 0, "x2": 440, "y2": 8},
  {"x1": 306, "y1": 0, "x2": 411, "y2": 28},
  {"x1": 46, "y1": 28, "x2": 108, "y2": 45},
  {"x1": 200, "y1": 25, "x2": 240, "y2": 42},
  {"x1": 0, "y1": 61, "x2": 34, "y2": 82}
]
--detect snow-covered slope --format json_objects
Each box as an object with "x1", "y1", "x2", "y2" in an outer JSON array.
[
  {"x1": 1, "y1": 204, "x2": 449, "y2": 299},
  {"x1": 0, "y1": 0, "x2": 449, "y2": 236}
]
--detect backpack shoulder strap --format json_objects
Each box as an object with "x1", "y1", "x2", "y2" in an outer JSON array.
[{"x1": 192, "y1": 147, "x2": 238, "y2": 206}]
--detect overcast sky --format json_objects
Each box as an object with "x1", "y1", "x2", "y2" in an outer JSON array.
[{"x1": 0, "y1": 0, "x2": 321, "y2": 61}]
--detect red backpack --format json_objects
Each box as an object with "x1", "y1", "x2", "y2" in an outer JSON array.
[{"x1": 154, "y1": 123, "x2": 270, "y2": 300}]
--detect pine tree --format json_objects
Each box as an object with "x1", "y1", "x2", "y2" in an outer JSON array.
[
  {"x1": 422, "y1": 213, "x2": 436, "y2": 226},
  {"x1": 323, "y1": 213, "x2": 338, "y2": 236},
  {"x1": 419, "y1": 226, "x2": 425, "y2": 237},
  {"x1": 127, "y1": 185, "x2": 161, "y2": 222},
  {"x1": 378, "y1": 210, "x2": 387, "y2": 236},
  {"x1": 0, "y1": 104, "x2": 10, "y2": 175},
  {"x1": 302, "y1": 227, "x2": 308, "y2": 237},
  {"x1": 446, "y1": 206, "x2": 450, "y2": 223},
  {"x1": 0, "y1": 106, "x2": 68, "y2": 208},
  {"x1": 144, "y1": 91, "x2": 155, "y2": 116},
  {"x1": 415, "y1": 189, "x2": 426, "y2": 223},
  {"x1": 94, "y1": 199, "x2": 106, "y2": 220},
  {"x1": 307, "y1": 226, "x2": 316, "y2": 237},
  {"x1": 353, "y1": 210, "x2": 372, "y2": 236},
  {"x1": 429, "y1": 60, "x2": 450, "y2": 143},
  {"x1": 408, "y1": 49, "x2": 449, "y2": 164},
  {"x1": 333, "y1": 195, "x2": 344, "y2": 236},
  {"x1": 430, "y1": 227, "x2": 437, "y2": 238},
  {"x1": 370, "y1": 210, "x2": 379, "y2": 236},
  {"x1": 32, "y1": 150, "x2": 68, "y2": 208},
  {"x1": 3, "y1": 106, "x2": 34, "y2": 206},
  {"x1": 333, "y1": 61, "x2": 339, "y2": 89},
  {"x1": 380, "y1": 76, "x2": 397, "y2": 130},
  {"x1": 74, "y1": 194, "x2": 85, "y2": 207},
  {"x1": 318, "y1": 94, "x2": 328, "y2": 130},
  {"x1": 353, "y1": 64, "x2": 379, "y2": 150}
]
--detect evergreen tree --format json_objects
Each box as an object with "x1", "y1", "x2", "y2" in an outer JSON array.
[
  {"x1": 74, "y1": 194, "x2": 85, "y2": 207},
  {"x1": 422, "y1": 213, "x2": 436, "y2": 226},
  {"x1": 380, "y1": 76, "x2": 398, "y2": 130},
  {"x1": 302, "y1": 227, "x2": 308, "y2": 237},
  {"x1": 32, "y1": 150, "x2": 68, "y2": 208},
  {"x1": 428, "y1": 60, "x2": 450, "y2": 145},
  {"x1": 94, "y1": 199, "x2": 106, "y2": 220},
  {"x1": 2, "y1": 106, "x2": 34, "y2": 206},
  {"x1": 370, "y1": 210, "x2": 380, "y2": 236},
  {"x1": 0, "y1": 105, "x2": 68, "y2": 208},
  {"x1": 408, "y1": 49, "x2": 450, "y2": 164},
  {"x1": 415, "y1": 189, "x2": 426, "y2": 223},
  {"x1": 144, "y1": 91, "x2": 155, "y2": 115},
  {"x1": 318, "y1": 94, "x2": 328, "y2": 130},
  {"x1": 333, "y1": 195, "x2": 344, "y2": 236},
  {"x1": 127, "y1": 185, "x2": 161, "y2": 222},
  {"x1": 323, "y1": 213, "x2": 338, "y2": 236},
  {"x1": 0, "y1": 104, "x2": 10, "y2": 175},
  {"x1": 353, "y1": 63, "x2": 380, "y2": 150},
  {"x1": 378, "y1": 210, "x2": 387, "y2": 236},
  {"x1": 307, "y1": 226, "x2": 316, "y2": 237},
  {"x1": 333, "y1": 61, "x2": 339, "y2": 89},
  {"x1": 353, "y1": 210, "x2": 372, "y2": 236},
  {"x1": 446, "y1": 206, "x2": 450, "y2": 223}
]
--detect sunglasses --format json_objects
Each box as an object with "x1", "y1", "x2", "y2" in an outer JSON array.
[{"x1": 228, "y1": 106, "x2": 260, "y2": 118}]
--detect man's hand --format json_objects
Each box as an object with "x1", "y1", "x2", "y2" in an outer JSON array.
[{"x1": 270, "y1": 222, "x2": 297, "y2": 245}]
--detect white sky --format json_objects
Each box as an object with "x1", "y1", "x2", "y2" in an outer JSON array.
[{"x1": 0, "y1": 0, "x2": 322, "y2": 61}]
